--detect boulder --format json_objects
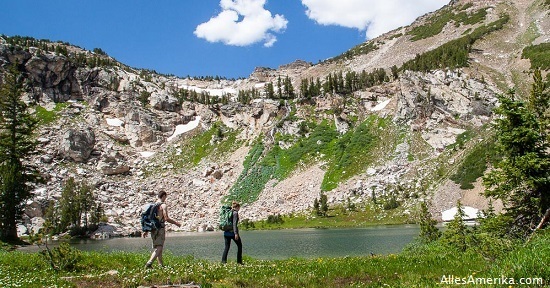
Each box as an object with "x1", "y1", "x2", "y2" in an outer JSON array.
[
  {"x1": 25, "y1": 201, "x2": 43, "y2": 218},
  {"x1": 97, "y1": 153, "x2": 130, "y2": 175},
  {"x1": 59, "y1": 127, "x2": 95, "y2": 162}
]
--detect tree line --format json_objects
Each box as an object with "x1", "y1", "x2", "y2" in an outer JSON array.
[{"x1": 233, "y1": 69, "x2": 394, "y2": 105}]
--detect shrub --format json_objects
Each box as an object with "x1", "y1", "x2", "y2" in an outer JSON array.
[
  {"x1": 240, "y1": 218, "x2": 255, "y2": 230},
  {"x1": 40, "y1": 242, "x2": 82, "y2": 272},
  {"x1": 139, "y1": 90, "x2": 151, "y2": 106},
  {"x1": 522, "y1": 43, "x2": 550, "y2": 70},
  {"x1": 383, "y1": 197, "x2": 400, "y2": 210},
  {"x1": 266, "y1": 214, "x2": 284, "y2": 225}
]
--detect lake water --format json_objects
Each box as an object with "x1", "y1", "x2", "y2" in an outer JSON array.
[{"x1": 25, "y1": 225, "x2": 419, "y2": 261}]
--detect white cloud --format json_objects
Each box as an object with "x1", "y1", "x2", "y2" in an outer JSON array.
[
  {"x1": 301, "y1": 0, "x2": 448, "y2": 39},
  {"x1": 195, "y1": 0, "x2": 288, "y2": 47}
]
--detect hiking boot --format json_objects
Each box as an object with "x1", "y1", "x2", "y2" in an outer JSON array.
[{"x1": 145, "y1": 262, "x2": 153, "y2": 269}]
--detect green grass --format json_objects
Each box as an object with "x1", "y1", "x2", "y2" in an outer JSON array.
[
  {"x1": 251, "y1": 202, "x2": 414, "y2": 230},
  {"x1": 484, "y1": 230, "x2": 550, "y2": 283},
  {"x1": 225, "y1": 140, "x2": 273, "y2": 203},
  {"x1": 2, "y1": 230, "x2": 548, "y2": 287},
  {"x1": 321, "y1": 118, "x2": 378, "y2": 191},
  {"x1": 147, "y1": 123, "x2": 242, "y2": 175},
  {"x1": 34, "y1": 103, "x2": 69, "y2": 125}
]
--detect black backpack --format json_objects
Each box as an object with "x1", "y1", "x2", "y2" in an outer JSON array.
[
  {"x1": 141, "y1": 203, "x2": 163, "y2": 232},
  {"x1": 218, "y1": 205, "x2": 233, "y2": 231}
]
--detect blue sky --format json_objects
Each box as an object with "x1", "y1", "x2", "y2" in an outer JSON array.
[{"x1": 1, "y1": 0, "x2": 448, "y2": 79}]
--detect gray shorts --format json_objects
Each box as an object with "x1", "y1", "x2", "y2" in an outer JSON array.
[{"x1": 151, "y1": 228, "x2": 165, "y2": 248}]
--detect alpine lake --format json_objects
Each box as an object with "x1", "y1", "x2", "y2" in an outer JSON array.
[{"x1": 23, "y1": 225, "x2": 420, "y2": 261}]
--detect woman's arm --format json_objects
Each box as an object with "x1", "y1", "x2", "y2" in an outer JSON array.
[{"x1": 232, "y1": 210, "x2": 239, "y2": 236}]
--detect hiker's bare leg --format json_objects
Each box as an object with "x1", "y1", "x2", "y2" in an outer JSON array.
[{"x1": 147, "y1": 246, "x2": 160, "y2": 264}]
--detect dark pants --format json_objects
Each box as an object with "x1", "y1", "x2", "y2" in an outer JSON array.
[{"x1": 222, "y1": 234, "x2": 242, "y2": 264}]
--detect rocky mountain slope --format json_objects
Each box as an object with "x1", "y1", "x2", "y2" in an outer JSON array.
[{"x1": 0, "y1": 0, "x2": 548, "y2": 237}]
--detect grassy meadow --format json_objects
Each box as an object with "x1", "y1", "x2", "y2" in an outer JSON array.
[{"x1": 1, "y1": 229, "x2": 548, "y2": 287}]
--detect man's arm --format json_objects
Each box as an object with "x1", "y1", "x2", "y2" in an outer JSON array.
[{"x1": 161, "y1": 204, "x2": 181, "y2": 227}]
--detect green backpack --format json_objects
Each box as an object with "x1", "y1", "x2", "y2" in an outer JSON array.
[{"x1": 218, "y1": 205, "x2": 233, "y2": 231}]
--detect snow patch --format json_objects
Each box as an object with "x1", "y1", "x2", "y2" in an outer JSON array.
[
  {"x1": 180, "y1": 85, "x2": 236, "y2": 97},
  {"x1": 167, "y1": 116, "x2": 201, "y2": 141},
  {"x1": 139, "y1": 151, "x2": 156, "y2": 158},
  {"x1": 371, "y1": 99, "x2": 391, "y2": 111},
  {"x1": 106, "y1": 118, "x2": 124, "y2": 127},
  {"x1": 442, "y1": 206, "x2": 479, "y2": 222}
]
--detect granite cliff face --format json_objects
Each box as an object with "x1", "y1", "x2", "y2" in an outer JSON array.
[{"x1": 0, "y1": 0, "x2": 547, "y2": 237}]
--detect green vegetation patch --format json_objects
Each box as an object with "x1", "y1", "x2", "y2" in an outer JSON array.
[
  {"x1": 446, "y1": 130, "x2": 474, "y2": 151},
  {"x1": 34, "y1": 103, "x2": 69, "y2": 126},
  {"x1": 522, "y1": 43, "x2": 550, "y2": 70},
  {"x1": 402, "y1": 14, "x2": 509, "y2": 72},
  {"x1": 408, "y1": 5, "x2": 487, "y2": 41},
  {"x1": 226, "y1": 141, "x2": 275, "y2": 204},
  {"x1": 227, "y1": 117, "x2": 386, "y2": 203},
  {"x1": 250, "y1": 202, "x2": 413, "y2": 230},
  {"x1": 321, "y1": 118, "x2": 379, "y2": 191},
  {"x1": 329, "y1": 42, "x2": 379, "y2": 63},
  {"x1": 158, "y1": 123, "x2": 241, "y2": 172},
  {"x1": 450, "y1": 139, "x2": 499, "y2": 189},
  {"x1": 227, "y1": 121, "x2": 340, "y2": 203}
]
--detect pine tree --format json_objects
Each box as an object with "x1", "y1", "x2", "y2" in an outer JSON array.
[
  {"x1": 43, "y1": 200, "x2": 62, "y2": 235},
  {"x1": 276, "y1": 76, "x2": 282, "y2": 99},
  {"x1": 442, "y1": 201, "x2": 468, "y2": 251},
  {"x1": 483, "y1": 70, "x2": 550, "y2": 238},
  {"x1": 57, "y1": 177, "x2": 102, "y2": 235},
  {"x1": 78, "y1": 181, "x2": 94, "y2": 230},
  {"x1": 418, "y1": 202, "x2": 441, "y2": 242},
  {"x1": 283, "y1": 76, "x2": 294, "y2": 99},
  {"x1": 265, "y1": 82, "x2": 275, "y2": 99},
  {"x1": 320, "y1": 193, "x2": 328, "y2": 217},
  {"x1": 300, "y1": 78, "x2": 309, "y2": 98},
  {"x1": 313, "y1": 198, "x2": 320, "y2": 216},
  {"x1": 0, "y1": 65, "x2": 41, "y2": 242},
  {"x1": 59, "y1": 177, "x2": 80, "y2": 231}
]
